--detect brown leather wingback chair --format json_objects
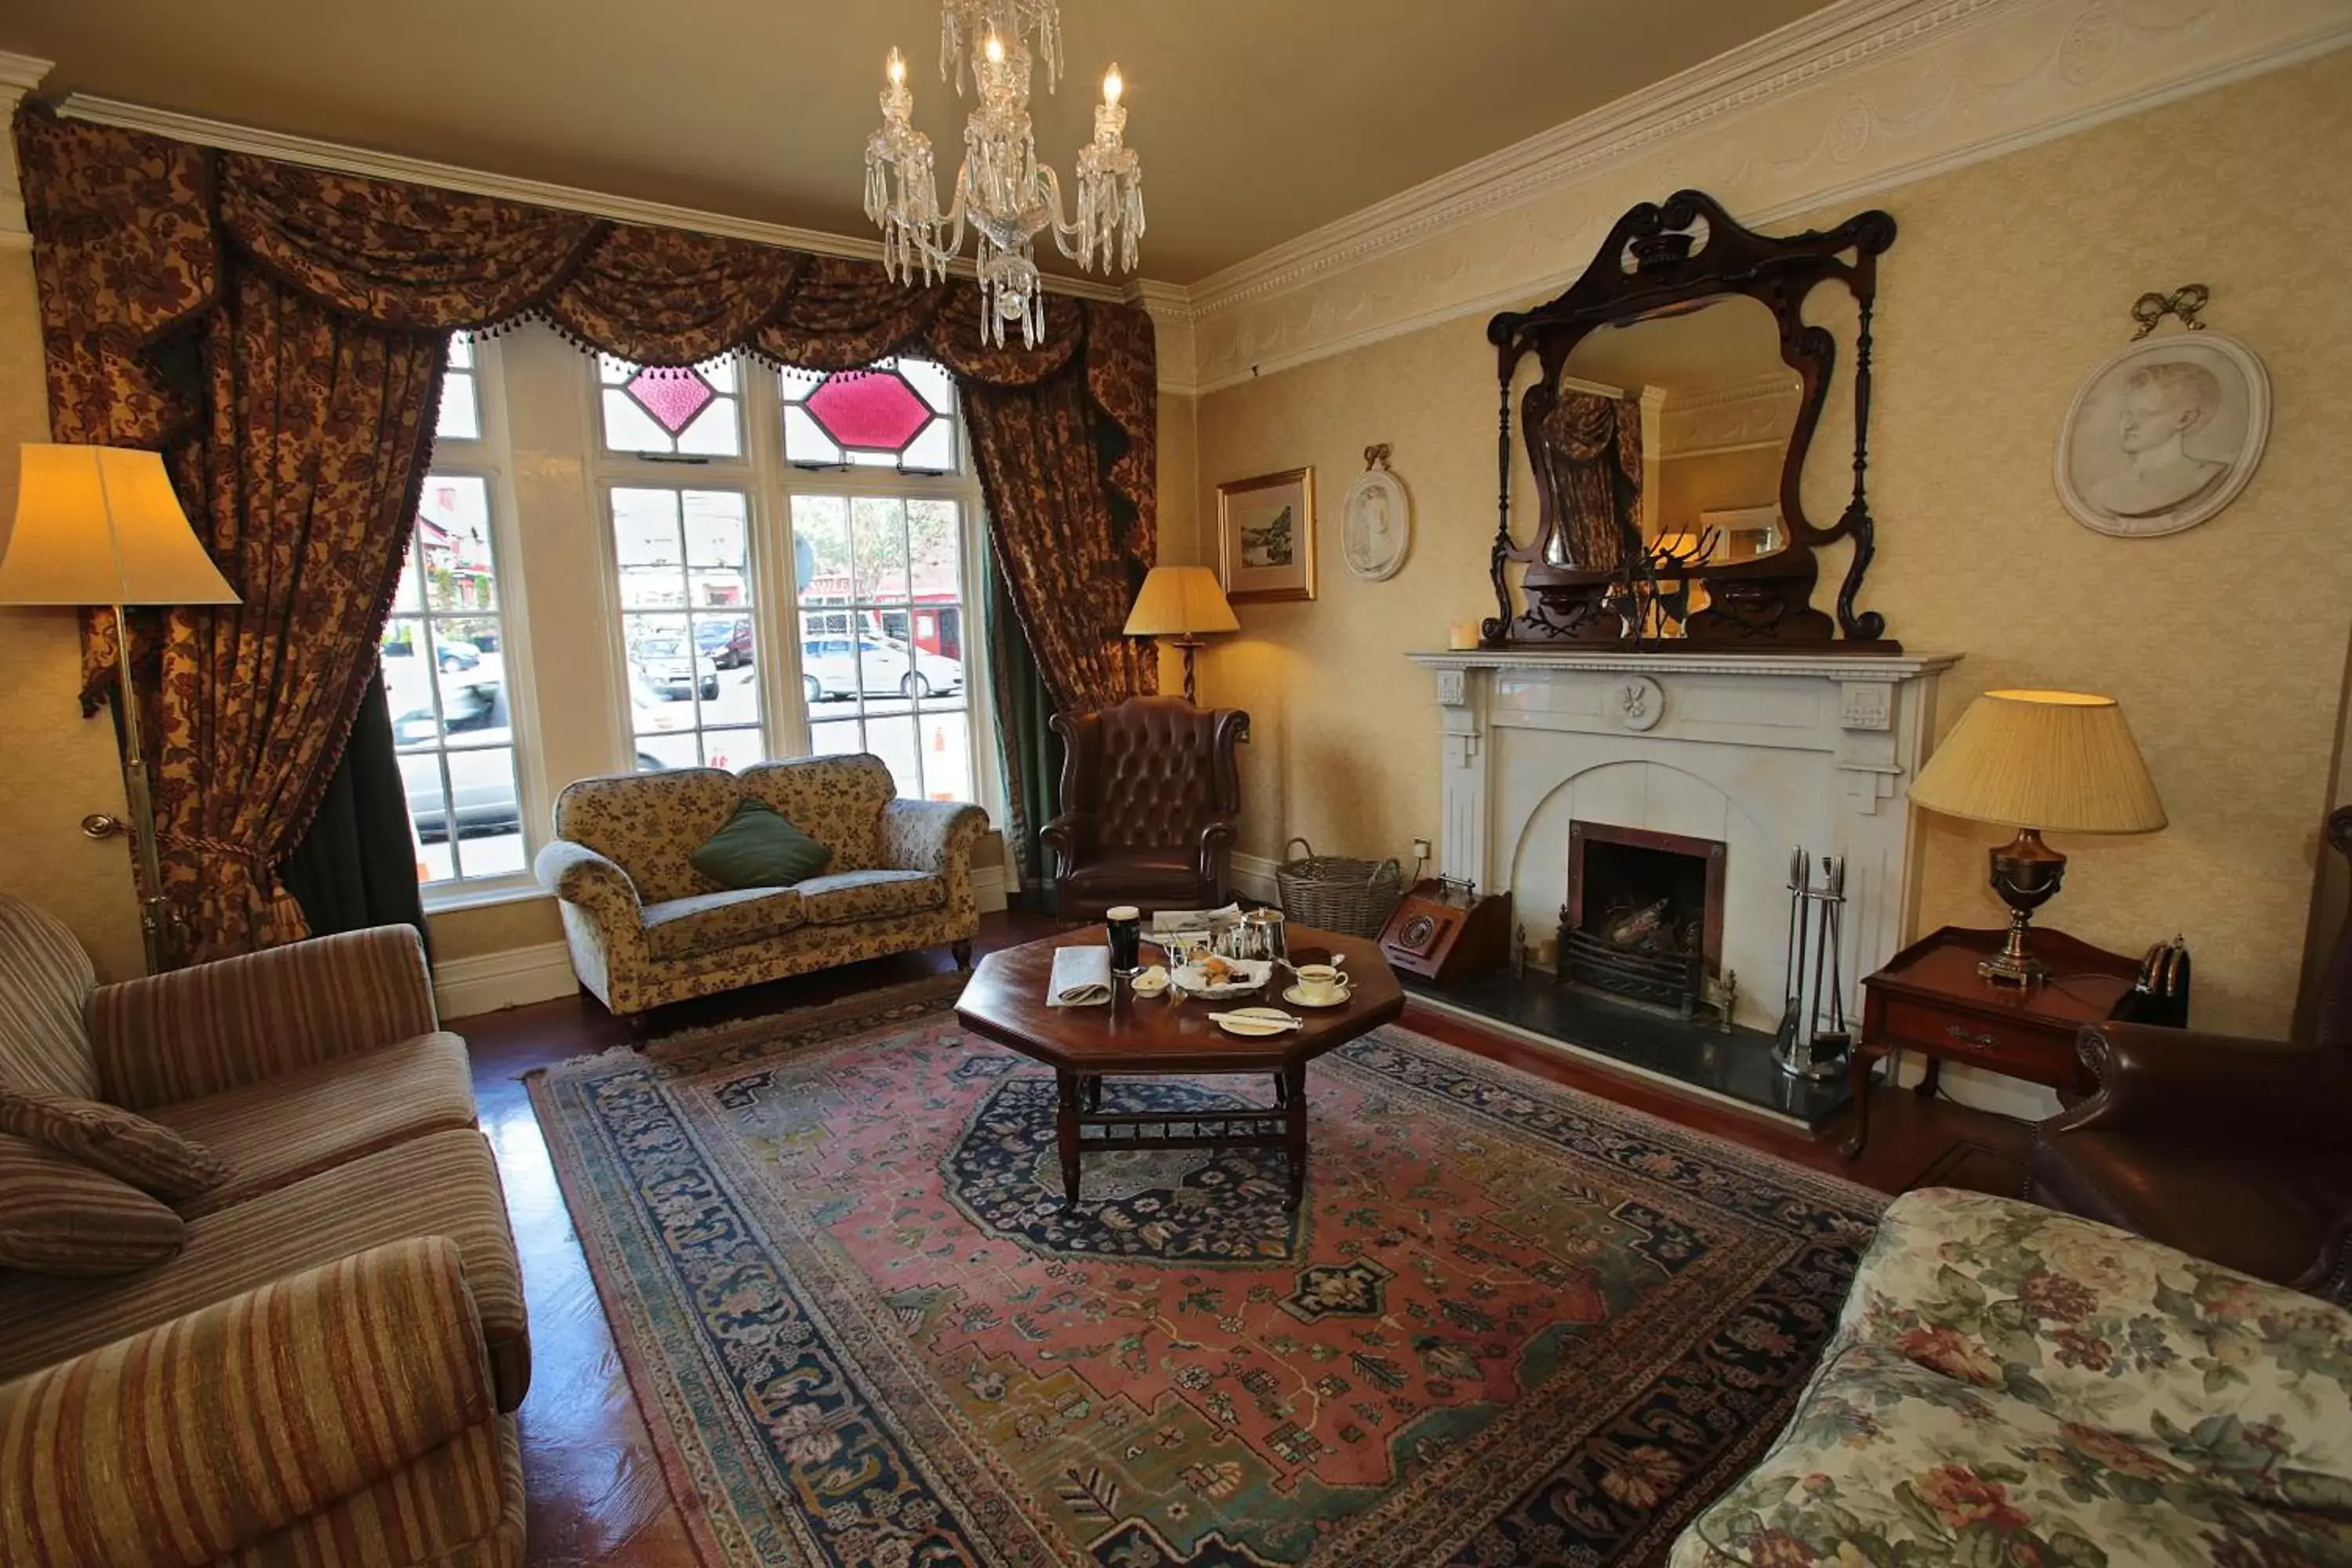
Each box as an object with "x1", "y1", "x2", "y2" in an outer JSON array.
[
  {"x1": 2027, "y1": 807, "x2": 2352, "y2": 1301},
  {"x1": 1042, "y1": 697, "x2": 1250, "y2": 920}
]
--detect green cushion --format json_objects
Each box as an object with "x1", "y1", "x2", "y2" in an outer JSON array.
[{"x1": 690, "y1": 800, "x2": 833, "y2": 890}]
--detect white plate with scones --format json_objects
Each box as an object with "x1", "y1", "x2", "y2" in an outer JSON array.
[{"x1": 1170, "y1": 956, "x2": 1272, "y2": 1000}]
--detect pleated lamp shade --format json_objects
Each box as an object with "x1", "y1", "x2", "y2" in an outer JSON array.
[
  {"x1": 1123, "y1": 565, "x2": 1240, "y2": 638},
  {"x1": 1910, "y1": 689, "x2": 2166, "y2": 834}
]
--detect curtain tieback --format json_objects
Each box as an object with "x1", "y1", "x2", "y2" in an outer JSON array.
[{"x1": 158, "y1": 831, "x2": 274, "y2": 868}]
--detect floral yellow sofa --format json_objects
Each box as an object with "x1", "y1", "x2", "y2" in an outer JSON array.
[
  {"x1": 1672, "y1": 1188, "x2": 2352, "y2": 1568},
  {"x1": 535, "y1": 754, "x2": 986, "y2": 1018}
]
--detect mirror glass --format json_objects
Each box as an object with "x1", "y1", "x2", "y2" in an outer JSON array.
[{"x1": 1557, "y1": 293, "x2": 1795, "y2": 566}]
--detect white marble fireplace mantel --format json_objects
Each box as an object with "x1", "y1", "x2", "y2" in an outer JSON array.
[{"x1": 1406, "y1": 648, "x2": 1960, "y2": 1036}]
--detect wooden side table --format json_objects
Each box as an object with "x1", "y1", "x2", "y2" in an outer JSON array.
[{"x1": 1842, "y1": 926, "x2": 2140, "y2": 1158}]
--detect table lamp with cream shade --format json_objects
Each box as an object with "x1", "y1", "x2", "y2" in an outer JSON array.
[
  {"x1": 1123, "y1": 564, "x2": 1238, "y2": 705},
  {"x1": 0, "y1": 445, "x2": 241, "y2": 972},
  {"x1": 1907, "y1": 688, "x2": 2167, "y2": 985}
]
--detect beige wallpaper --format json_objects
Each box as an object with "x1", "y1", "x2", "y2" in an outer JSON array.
[
  {"x1": 1189, "y1": 53, "x2": 2352, "y2": 1038},
  {"x1": 0, "y1": 246, "x2": 146, "y2": 980}
]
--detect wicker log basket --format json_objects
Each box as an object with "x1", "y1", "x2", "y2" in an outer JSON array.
[{"x1": 1275, "y1": 838, "x2": 1404, "y2": 938}]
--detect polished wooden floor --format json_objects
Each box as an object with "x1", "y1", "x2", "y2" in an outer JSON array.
[{"x1": 462, "y1": 911, "x2": 2028, "y2": 1566}]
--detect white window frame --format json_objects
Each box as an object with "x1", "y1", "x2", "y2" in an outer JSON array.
[
  {"x1": 581, "y1": 350, "x2": 1002, "y2": 817},
  {"x1": 406, "y1": 334, "x2": 548, "y2": 912}
]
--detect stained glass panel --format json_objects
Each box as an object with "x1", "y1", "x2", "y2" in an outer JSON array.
[
  {"x1": 625, "y1": 368, "x2": 716, "y2": 435},
  {"x1": 781, "y1": 358, "x2": 958, "y2": 471},
  {"x1": 599, "y1": 354, "x2": 742, "y2": 456}
]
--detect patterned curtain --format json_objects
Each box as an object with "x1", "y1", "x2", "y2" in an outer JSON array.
[
  {"x1": 16, "y1": 106, "x2": 1156, "y2": 964},
  {"x1": 1537, "y1": 391, "x2": 1642, "y2": 574}
]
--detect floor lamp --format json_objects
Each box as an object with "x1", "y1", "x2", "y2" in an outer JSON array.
[
  {"x1": 1123, "y1": 565, "x2": 1238, "y2": 705},
  {"x1": 0, "y1": 445, "x2": 241, "y2": 973}
]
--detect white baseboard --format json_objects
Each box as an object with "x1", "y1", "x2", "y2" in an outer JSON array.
[
  {"x1": 973, "y1": 865, "x2": 1008, "y2": 916},
  {"x1": 1231, "y1": 851, "x2": 1281, "y2": 906},
  {"x1": 434, "y1": 940, "x2": 578, "y2": 1022}
]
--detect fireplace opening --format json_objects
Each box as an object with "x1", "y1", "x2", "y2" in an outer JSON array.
[{"x1": 1559, "y1": 822, "x2": 1726, "y2": 1019}]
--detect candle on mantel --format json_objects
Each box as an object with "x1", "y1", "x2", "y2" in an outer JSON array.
[{"x1": 1446, "y1": 620, "x2": 1481, "y2": 651}]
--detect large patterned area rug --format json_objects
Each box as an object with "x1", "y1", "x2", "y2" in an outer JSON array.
[{"x1": 528, "y1": 982, "x2": 1883, "y2": 1567}]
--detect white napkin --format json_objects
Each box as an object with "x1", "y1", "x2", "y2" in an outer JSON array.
[{"x1": 1047, "y1": 945, "x2": 1114, "y2": 1007}]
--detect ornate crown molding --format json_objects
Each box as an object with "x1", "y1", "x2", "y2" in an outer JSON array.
[
  {"x1": 1182, "y1": 0, "x2": 2352, "y2": 394},
  {"x1": 1660, "y1": 376, "x2": 1802, "y2": 457},
  {"x1": 0, "y1": 54, "x2": 55, "y2": 245}
]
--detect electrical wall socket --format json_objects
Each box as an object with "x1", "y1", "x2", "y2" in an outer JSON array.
[{"x1": 1410, "y1": 837, "x2": 1433, "y2": 862}]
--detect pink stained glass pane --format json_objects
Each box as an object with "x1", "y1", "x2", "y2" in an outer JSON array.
[
  {"x1": 625, "y1": 367, "x2": 717, "y2": 436},
  {"x1": 804, "y1": 371, "x2": 930, "y2": 452}
]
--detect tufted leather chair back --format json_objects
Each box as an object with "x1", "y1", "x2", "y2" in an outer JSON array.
[{"x1": 1054, "y1": 699, "x2": 1246, "y2": 851}]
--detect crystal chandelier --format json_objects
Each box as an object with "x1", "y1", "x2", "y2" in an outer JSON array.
[{"x1": 863, "y1": 0, "x2": 1144, "y2": 347}]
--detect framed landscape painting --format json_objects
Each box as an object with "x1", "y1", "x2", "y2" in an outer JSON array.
[{"x1": 1215, "y1": 466, "x2": 1317, "y2": 604}]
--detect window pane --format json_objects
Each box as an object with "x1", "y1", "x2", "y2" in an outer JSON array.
[
  {"x1": 613, "y1": 488, "x2": 685, "y2": 609},
  {"x1": 853, "y1": 497, "x2": 909, "y2": 603},
  {"x1": 683, "y1": 492, "x2": 751, "y2": 610},
  {"x1": 862, "y1": 713, "x2": 922, "y2": 799},
  {"x1": 598, "y1": 356, "x2": 742, "y2": 456},
  {"x1": 448, "y1": 336, "x2": 474, "y2": 371},
  {"x1": 701, "y1": 658, "x2": 761, "y2": 730},
  {"x1": 398, "y1": 752, "x2": 452, "y2": 861},
  {"x1": 808, "y1": 719, "x2": 864, "y2": 759},
  {"x1": 443, "y1": 749, "x2": 524, "y2": 879},
  {"x1": 601, "y1": 389, "x2": 673, "y2": 452},
  {"x1": 783, "y1": 405, "x2": 844, "y2": 466},
  {"x1": 919, "y1": 708, "x2": 973, "y2": 801},
  {"x1": 435, "y1": 372, "x2": 480, "y2": 441},
  {"x1": 675, "y1": 399, "x2": 741, "y2": 456},
  {"x1": 898, "y1": 357, "x2": 954, "y2": 414},
  {"x1": 432, "y1": 660, "x2": 509, "y2": 746},
  {"x1": 901, "y1": 418, "x2": 954, "y2": 472},
  {"x1": 613, "y1": 486, "x2": 763, "y2": 771},
  {"x1": 793, "y1": 496, "x2": 852, "y2": 608},
  {"x1": 699, "y1": 727, "x2": 765, "y2": 772},
  {"x1": 417, "y1": 477, "x2": 495, "y2": 612},
  {"x1": 633, "y1": 732, "x2": 699, "y2": 772}
]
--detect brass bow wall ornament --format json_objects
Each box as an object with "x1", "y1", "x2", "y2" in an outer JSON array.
[{"x1": 2130, "y1": 284, "x2": 2209, "y2": 339}]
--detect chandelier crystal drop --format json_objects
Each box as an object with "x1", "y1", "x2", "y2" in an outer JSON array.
[{"x1": 863, "y1": 0, "x2": 1144, "y2": 347}]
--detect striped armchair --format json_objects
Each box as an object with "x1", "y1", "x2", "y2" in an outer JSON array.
[{"x1": 0, "y1": 894, "x2": 527, "y2": 1566}]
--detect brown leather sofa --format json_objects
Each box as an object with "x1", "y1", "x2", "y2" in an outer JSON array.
[
  {"x1": 2027, "y1": 807, "x2": 2352, "y2": 1301},
  {"x1": 1043, "y1": 697, "x2": 1249, "y2": 920}
]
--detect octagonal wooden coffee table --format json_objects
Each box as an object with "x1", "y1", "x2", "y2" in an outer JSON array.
[{"x1": 954, "y1": 924, "x2": 1403, "y2": 1208}]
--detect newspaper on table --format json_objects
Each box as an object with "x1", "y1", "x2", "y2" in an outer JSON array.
[{"x1": 1149, "y1": 902, "x2": 1244, "y2": 937}]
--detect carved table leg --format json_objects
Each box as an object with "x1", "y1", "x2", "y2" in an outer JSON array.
[
  {"x1": 1055, "y1": 1069, "x2": 1083, "y2": 1207},
  {"x1": 1915, "y1": 1056, "x2": 1943, "y2": 1099},
  {"x1": 1086, "y1": 1074, "x2": 1104, "y2": 1112},
  {"x1": 1282, "y1": 1063, "x2": 1309, "y2": 1208},
  {"x1": 1272, "y1": 1072, "x2": 1288, "y2": 1108},
  {"x1": 952, "y1": 938, "x2": 974, "y2": 971},
  {"x1": 1841, "y1": 1049, "x2": 1874, "y2": 1160}
]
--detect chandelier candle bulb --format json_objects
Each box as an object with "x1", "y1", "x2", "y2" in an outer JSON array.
[{"x1": 1102, "y1": 65, "x2": 1123, "y2": 105}]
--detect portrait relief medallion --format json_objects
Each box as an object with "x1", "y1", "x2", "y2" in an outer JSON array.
[{"x1": 2053, "y1": 332, "x2": 2269, "y2": 539}]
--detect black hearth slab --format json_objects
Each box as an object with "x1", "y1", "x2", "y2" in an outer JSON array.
[{"x1": 1400, "y1": 968, "x2": 1854, "y2": 1134}]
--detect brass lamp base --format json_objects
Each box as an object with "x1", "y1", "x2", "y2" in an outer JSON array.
[{"x1": 1979, "y1": 826, "x2": 2066, "y2": 985}]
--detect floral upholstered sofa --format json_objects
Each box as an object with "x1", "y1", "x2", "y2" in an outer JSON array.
[
  {"x1": 1673, "y1": 1188, "x2": 2352, "y2": 1568},
  {"x1": 535, "y1": 755, "x2": 985, "y2": 1018}
]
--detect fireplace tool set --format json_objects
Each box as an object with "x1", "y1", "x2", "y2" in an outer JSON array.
[{"x1": 1773, "y1": 848, "x2": 1850, "y2": 1081}]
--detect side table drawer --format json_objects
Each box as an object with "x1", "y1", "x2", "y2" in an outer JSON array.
[{"x1": 1877, "y1": 996, "x2": 2079, "y2": 1087}]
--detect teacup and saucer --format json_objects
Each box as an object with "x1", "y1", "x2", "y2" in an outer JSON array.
[{"x1": 1283, "y1": 962, "x2": 1352, "y2": 1009}]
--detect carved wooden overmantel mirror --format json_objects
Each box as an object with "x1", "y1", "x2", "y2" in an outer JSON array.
[{"x1": 1483, "y1": 190, "x2": 1899, "y2": 651}]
